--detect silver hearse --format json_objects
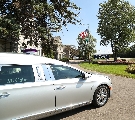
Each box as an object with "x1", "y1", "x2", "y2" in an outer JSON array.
[{"x1": 0, "y1": 53, "x2": 112, "y2": 120}]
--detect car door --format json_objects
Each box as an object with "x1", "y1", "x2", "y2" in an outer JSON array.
[
  {"x1": 0, "y1": 64, "x2": 55, "y2": 120},
  {"x1": 50, "y1": 64, "x2": 93, "y2": 109}
]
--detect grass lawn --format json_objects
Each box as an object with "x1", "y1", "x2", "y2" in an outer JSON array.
[{"x1": 79, "y1": 62, "x2": 135, "y2": 79}]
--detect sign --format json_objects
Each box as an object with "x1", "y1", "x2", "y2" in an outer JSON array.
[{"x1": 23, "y1": 49, "x2": 37, "y2": 55}]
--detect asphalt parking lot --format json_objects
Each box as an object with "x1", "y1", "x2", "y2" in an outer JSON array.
[{"x1": 41, "y1": 61, "x2": 135, "y2": 120}]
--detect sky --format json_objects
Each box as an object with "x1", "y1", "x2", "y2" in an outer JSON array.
[{"x1": 53, "y1": 0, "x2": 135, "y2": 54}]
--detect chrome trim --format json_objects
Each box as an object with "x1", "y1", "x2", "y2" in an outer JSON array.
[
  {"x1": 16, "y1": 109, "x2": 56, "y2": 120},
  {"x1": 0, "y1": 92, "x2": 10, "y2": 99},
  {"x1": 15, "y1": 101, "x2": 92, "y2": 120}
]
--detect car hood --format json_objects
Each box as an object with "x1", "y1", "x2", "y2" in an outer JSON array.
[{"x1": 86, "y1": 72, "x2": 111, "y2": 81}]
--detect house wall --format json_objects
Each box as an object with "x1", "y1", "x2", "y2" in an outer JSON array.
[
  {"x1": 0, "y1": 35, "x2": 42, "y2": 56},
  {"x1": 18, "y1": 35, "x2": 42, "y2": 56},
  {"x1": 53, "y1": 36, "x2": 63, "y2": 60}
]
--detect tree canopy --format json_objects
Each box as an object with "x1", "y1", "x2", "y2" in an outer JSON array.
[
  {"x1": 0, "y1": 0, "x2": 81, "y2": 53},
  {"x1": 97, "y1": 0, "x2": 135, "y2": 61},
  {"x1": 63, "y1": 45, "x2": 79, "y2": 59}
]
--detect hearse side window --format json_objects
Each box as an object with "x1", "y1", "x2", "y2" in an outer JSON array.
[
  {"x1": 0, "y1": 65, "x2": 35, "y2": 85},
  {"x1": 50, "y1": 65, "x2": 82, "y2": 80}
]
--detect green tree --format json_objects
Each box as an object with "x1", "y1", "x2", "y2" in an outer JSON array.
[
  {"x1": 69, "y1": 46, "x2": 79, "y2": 59},
  {"x1": 0, "y1": 0, "x2": 21, "y2": 52},
  {"x1": 77, "y1": 30, "x2": 96, "y2": 63},
  {"x1": 118, "y1": 44, "x2": 135, "y2": 58},
  {"x1": 63, "y1": 45, "x2": 78, "y2": 59},
  {"x1": 0, "y1": 0, "x2": 81, "y2": 54},
  {"x1": 97, "y1": 0, "x2": 135, "y2": 61},
  {"x1": 41, "y1": 36, "x2": 54, "y2": 58}
]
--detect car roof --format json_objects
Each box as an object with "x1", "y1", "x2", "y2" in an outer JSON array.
[{"x1": 0, "y1": 52, "x2": 65, "y2": 65}]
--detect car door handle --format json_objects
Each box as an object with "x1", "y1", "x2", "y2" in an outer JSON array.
[
  {"x1": 61, "y1": 86, "x2": 66, "y2": 89},
  {"x1": 56, "y1": 85, "x2": 66, "y2": 90},
  {"x1": 0, "y1": 92, "x2": 10, "y2": 99}
]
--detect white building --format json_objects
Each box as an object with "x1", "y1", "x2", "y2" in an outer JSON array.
[
  {"x1": 0, "y1": 35, "x2": 42, "y2": 56},
  {"x1": 18, "y1": 35, "x2": 42, "y2": 56},
  {"x1": 53, "y1": 36, "x2": 63, "y2": 60}
]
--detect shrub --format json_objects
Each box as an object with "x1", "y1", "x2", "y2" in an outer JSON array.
[
  {"x1": 60, "y1": 57, "x2": 69, "y2": 62},
  {"x1": 97, "y1": 59, "x2": 135, "y2": 65},
  {"x1": 98, "y1": 61, "x2": 128, "y2": 65},
  {"x1": 126, "y1": 64, "x2": 135, "y2": 74},
  {"x1": 92, "y1": 61, "x2": 98, "y2": 64},
  {"x1": 121, "y1": 59, "x2": 126, "y2": 61}
]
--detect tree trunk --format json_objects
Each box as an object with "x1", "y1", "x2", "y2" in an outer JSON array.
[
  {"x1": 88, "y1": 52, "x2": 90, "y2": 64},
  {"x1": 113, "y1": 47, "x2": 117, "y2": 61}
]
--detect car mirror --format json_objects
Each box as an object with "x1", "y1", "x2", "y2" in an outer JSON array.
[
  {"x1": 85, "y1": 73, "x2": 89, "y2": 79},
  {"x1": 81, "y1": 73, "x2": 89, "y2": 80}
]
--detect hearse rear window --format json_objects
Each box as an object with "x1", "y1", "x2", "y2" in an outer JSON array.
[{"x1": 0, "y1": 65, "x2": 35, "y2": 85}]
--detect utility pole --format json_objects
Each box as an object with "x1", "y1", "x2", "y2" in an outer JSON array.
[{"x1": 87, "y1": 24, "x2": 91, "y2": 64}]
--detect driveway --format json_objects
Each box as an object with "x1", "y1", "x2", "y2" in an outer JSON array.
[{"x1": 41, "y1": 61, "x2": 135, "y2": 120}]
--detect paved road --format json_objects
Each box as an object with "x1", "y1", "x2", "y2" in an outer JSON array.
[{"x1": 41, "y1": 61, "x2": 135, "y2": 120}]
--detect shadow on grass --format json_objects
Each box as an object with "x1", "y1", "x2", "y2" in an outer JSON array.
[{"x1": 39, "y1": 104, "x2": 96, "y2": 120}]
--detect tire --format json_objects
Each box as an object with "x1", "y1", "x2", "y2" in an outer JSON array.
[{"x1": 92, "y1": 85, "x2": 109, "y2": 107}]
